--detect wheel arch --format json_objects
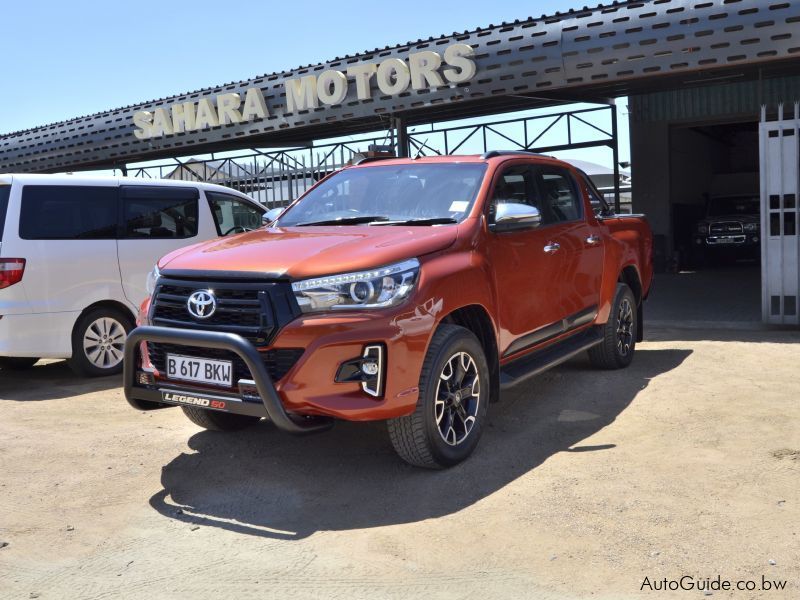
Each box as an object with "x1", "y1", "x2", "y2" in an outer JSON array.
[
  {"x1": 619, "y1": 264, "x2": 643, "y2": 306},
  {"x1": 72, "y1": 300, "x2": 137, "y2": 337},
  {"x1": 439, "y1": 304, "x2": 501, "y2": 404},
  {"x1": 618, "y1": 265, "x2": 644, "y2": 342},
  {"x1": 72, "y1": 300, "x2": 136, "y2": 331}
]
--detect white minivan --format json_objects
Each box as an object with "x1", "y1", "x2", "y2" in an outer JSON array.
[{"x1": 0, "y1": 174, "x2": 265, "y2": 376}]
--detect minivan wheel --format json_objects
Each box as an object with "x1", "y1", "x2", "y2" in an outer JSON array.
[
  {"x1": 181, "y1": 406, "x2": 262, "y2": 431},
  {"x1": 68, "y1": 307, "x2": 134, "y2": 377},
  {"x1": 588, "y1": 283, "x2": 637, "y2": 370},
  {"x1": 0, "y1": 357, "x2": 40, "y2": 370},
  {"x1": 387, "y1": 324, "x2": 490, "y2": 469}
]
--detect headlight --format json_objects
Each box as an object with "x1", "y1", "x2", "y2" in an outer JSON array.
[
  {"x1": 145, "y1": 265, "x2": 161, "y2": 296},
  {"x1": 292, "y1": 259, "x2": 419, "y2": 313},
  {"x1": 744, "y1": 223, "x2": 759, "y2": 232},
  {"x1": 696, "y1": 223, "x2": 709, "y2": 235}
]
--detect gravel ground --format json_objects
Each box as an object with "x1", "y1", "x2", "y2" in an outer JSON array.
[{"x1": 0, "y1": 327, "x2": 798, "y2": 600}]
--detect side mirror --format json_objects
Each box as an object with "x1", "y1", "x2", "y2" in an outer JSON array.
[
  {"x1": 490, "y1": 203, "x2": 542, "y2": 232},
  {"x1": 262, "y1": 207, "x2": 283, "y2": 225}
]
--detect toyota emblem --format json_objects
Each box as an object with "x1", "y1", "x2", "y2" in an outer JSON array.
[{"x1": 187, "y1": 290, "x2": 217, "y2": 319}]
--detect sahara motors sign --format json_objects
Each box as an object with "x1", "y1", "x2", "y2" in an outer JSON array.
[{"x1": 132, "y1": 43, "x2": 477, "y2": 141}]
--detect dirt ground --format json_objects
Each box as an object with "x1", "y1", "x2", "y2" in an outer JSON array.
[{"x1": 0, "y1": 327, "x2": 798, "y2": 600}]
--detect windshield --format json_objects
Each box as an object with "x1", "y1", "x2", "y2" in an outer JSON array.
[
  {"x1": 0, "y1": 186, "x2": 9, "y2": 242},
  {"x1": 277, "y1": 163, "x2": 487, "y2": 226},
  {"x1": 708, "y1": 196, "x2": 759, "y2": 217}
]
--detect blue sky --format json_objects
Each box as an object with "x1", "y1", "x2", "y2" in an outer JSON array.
[{"x1": 0, "y1": 0, "x2": 629, "y2": 166}]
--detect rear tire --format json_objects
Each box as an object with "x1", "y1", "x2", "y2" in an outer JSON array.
[
  {"x1": 388, "y1": 324, "x2": 490, "y2": 469},
  {"x1": 181, "y1": 406, "x2": 261, "y2": 431},
  {"x1": 588, "y1": 283, "x2": 637, "y2": 370},
  {"x1": 68, "y1": 307, "x2": 134, "y2": 377},
  {"x1": 0, "y1": 357, "x2": 39, "y2": 370}
]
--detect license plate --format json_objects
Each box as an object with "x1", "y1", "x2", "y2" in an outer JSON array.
[
  {"x1": 166, "y1": 354, "x2": 233, "y2": 387},
  {"x1": 717, "y1": 238, "x2": 736, "y2": 244}
]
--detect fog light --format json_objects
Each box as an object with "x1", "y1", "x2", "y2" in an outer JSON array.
[
  {"x1": 136, "y1": 371, "x2": 155, "y2": 386},
  {"x1": 753, "y1": 236, "x2": 759, "y2": 243},
  {"x1": 334, "y1": 344, "x2": 385, "y2": 398},
  {"x1": 361, "y1": 361, "x2": 379, "y2": 376}
]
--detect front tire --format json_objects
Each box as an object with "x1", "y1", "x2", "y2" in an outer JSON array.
[
  {"x1": 0, "y1": 357, "x2": 39, "y2": 370},
  {"x1": 181, "y1": 406, "x2": 261, "y2": 431},
  {"x1": 588, "y1": 283, "x2": 637, "y2": 370},
  {"x1": 388, "y1": 324, "x2": 490, "y2": 469},
  {"x1": 68, "y1": 307, "x2": 134, "y2": 377}
]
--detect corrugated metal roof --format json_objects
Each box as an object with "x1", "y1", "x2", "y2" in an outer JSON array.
[{"x1": 631, "y1": 76, "x2": 800, "y2": 123}]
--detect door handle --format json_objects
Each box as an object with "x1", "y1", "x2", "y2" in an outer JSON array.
[
  {"x1": 586, "y1": 235, "x2": 601, "y2": 246},
  {"x1": 543, "y1": 242, "x2": 561, "y2": 254}
]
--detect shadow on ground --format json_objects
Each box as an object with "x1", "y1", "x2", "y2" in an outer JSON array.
[
  {"x1": 646, "y1": 326, "x2": 800, "y2": 344},
  {"x1": 150, "y1": 348, "x2": 691, "y2": 539},
  {"x1": 0, "y1": 360, "x2": 120, "y2": 401}
]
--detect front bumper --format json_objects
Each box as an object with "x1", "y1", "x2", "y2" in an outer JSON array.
[
  {"x1": 124, "y1": 326, "x2": 334, "y2": 435},
  {"x1": 694, "y1": 233, "x2": 759, "y2": 247},
  {"x1": 126, "y1": 298, "x2": 435, "y2": 424}
]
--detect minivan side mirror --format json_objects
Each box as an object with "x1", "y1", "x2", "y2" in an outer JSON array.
[
  {"x1": 262, "y1": 207, "x2": 283, "y2": 225},
  {"x1": 490, "y1": 203, "x2": 542, "y2": 232}
]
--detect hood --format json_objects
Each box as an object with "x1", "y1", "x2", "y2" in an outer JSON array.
[{"x1": 160, "y1": 225, "x2": 460, "y2": 279}]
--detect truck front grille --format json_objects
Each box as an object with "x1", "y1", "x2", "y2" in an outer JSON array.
[
  {"x1": 710, "y1": 221, "x2": 743, "y2": 235},
  {"x1": 150, "y1": 276, "x2": 300, "y2": 345}
]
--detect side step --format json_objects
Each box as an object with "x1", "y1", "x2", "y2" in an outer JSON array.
[{"x1": 499, "y1": 327, "x2": 603, "y2": 390}]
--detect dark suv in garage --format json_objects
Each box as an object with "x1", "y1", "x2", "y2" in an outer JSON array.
[{"x1": 693, "y1": 195, "x2": 760, "y2": 261}]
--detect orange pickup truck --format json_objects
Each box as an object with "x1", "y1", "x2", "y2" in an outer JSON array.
[{"x1": 125, "y1": 151, "x2": 653, "y2": 468}]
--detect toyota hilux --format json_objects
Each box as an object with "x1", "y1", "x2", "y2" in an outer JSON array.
[{"x1": 125, "y1": 151, "x2": 653, "y2": 469}]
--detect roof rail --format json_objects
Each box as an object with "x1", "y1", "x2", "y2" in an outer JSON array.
[
  {"x1": 352, "y1": 155, "x2": 396, "y2": 165},
  {"x1": 481, "y1": 150, "x2": 550, "y2": 159}
]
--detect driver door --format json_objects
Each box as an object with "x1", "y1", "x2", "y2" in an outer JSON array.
[{"x1": 485, "y1": 163, "x2": 568, "y2": 358}]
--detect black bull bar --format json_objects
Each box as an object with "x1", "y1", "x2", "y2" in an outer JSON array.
[{"x1": 124, "y1": 326, "x2": 334, "y2": 435}]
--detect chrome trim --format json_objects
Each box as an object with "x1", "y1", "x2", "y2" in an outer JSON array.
[
  {"x1": 361, "y1": 345, "x2": 384, "y2": 397},
  {"x1": 586, "y1": 235, "x2": 601, "y2": 246},
  {"x1": 543, "y1": 242, "x2": 561, "y2": 254},
  {"x1": 709, "y1": 221, "x2": 744, "y2": 234},
  {"x1": 706, "y1": 235, "x2": 746, "y2": 245},
  {"x1": 186, "y1": 289, "x2": 218, "y2": 320},
  {"x1": 491, "y1": 203, "x2": 542, "y2": 232}
]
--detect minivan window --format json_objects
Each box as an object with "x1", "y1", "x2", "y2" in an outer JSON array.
[
  {"x1": 121, "y1": 187, "x2": 199, "y2": 239},
  {"x1": 19, "y1": 186, "x2": 118, "y2": 240},
  {"x1": 0, "y1": 186, "x2": 9, "y2": 242},
  {"x1": 206, "y1": 191, "x2": 264, "y2": 236}
]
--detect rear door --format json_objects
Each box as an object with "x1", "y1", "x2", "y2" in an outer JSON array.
[
  {"x1": 533, "y1": 166, "x2": 604, "y2": 320},
  {"x1": 15, "y1": 184, "x2": 120, "y2": 314},
  {"x1": 116, "y1": 186, "x2": 216, "y2": 307}
]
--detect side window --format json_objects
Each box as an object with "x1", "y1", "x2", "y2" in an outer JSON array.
[
  {"x1": 580, "y1": 172, "x2": 610, "y2": 216},
  {"x1": 19, "y1": 186, "x2": 118, "y2": 240},
  {"x1": 121, "y1": 186, "x2": 199, "y2": 239},
  {"x1": 0, "y1": 186, "x2": 9, "y2": 242},
  {"x1": 489, "y1": 165, "x2": 541, "y2": 222},
  {"x1": 537, "y1": 169, "x2": 583, "y2": 224},
  {"x1": 206, "y1": 192, "x2": 264, "y2": 236}
]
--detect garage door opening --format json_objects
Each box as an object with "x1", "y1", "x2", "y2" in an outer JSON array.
[{"x1": 650, "y1": 121, "x2": 762, "y2": 325}]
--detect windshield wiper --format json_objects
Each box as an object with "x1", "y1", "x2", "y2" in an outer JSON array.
[
  {"x1": 295, "y1": 215, "x2": 390, "y2": 227},
  {"x1": 370, "y1": 217, "x2": 458, "y2": 226}
]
